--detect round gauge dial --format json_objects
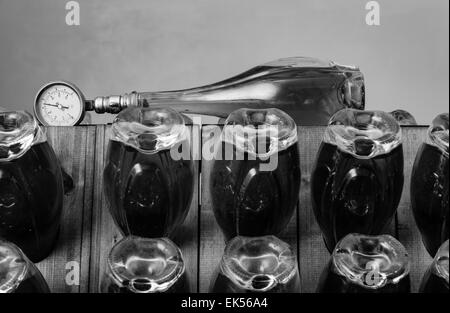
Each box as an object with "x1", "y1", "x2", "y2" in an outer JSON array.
[{"x1": 34, "y1": 81, "x2": 86, "y2": 126}]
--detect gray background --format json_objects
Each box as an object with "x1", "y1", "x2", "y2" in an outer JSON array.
[{"x1": 0, "y1": 0, "x2": 448, "y2": 124}]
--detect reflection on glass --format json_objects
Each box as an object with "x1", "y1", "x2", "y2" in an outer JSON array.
[
  {"x1": 0, "y1": 239, "x2": 50, "y2": 293},
  {"x1": 100, "y1": 236, "x2": 189, "y2": 293},
  {"x1": 411, "y1": 113, "x2": 449, "y2": 256},
  {"x1": 312, "y1": 109, "x2": 404, "y2": 251},
  {"x1": 419, "y1": 240, "x2": 449, "y2": 293},
  {"x1": 210, "y1": 108, "x2": 301, "y2": 240},
  {"x1": 103, "y1": 107, "x2": 194, "y2": 238},
  {"x1": 389, "y1": 109, "x2": 417, "y2": 125},
  {"x1": 210, "y1": 236, "x2": 300, "y2": 293},
  {"x1": 317, "y1": 234, "x2": 410, "y2": 293}
]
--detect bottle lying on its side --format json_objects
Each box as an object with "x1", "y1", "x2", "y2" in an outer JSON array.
[{"x1": 91, "y1": 57, "x2": 365, "y2": 126}]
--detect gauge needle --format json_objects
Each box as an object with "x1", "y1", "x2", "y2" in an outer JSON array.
[
  {"x1": 43, "y1": 103, "x2": 58, "y2": 107},
  {"x1": 43, "y1": 103, "x2": 70, "y2": 110}
]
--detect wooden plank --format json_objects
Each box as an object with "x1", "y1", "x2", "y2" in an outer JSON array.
[
  {"x1": 199, "y1": 125, "x2": 299, "y2": 292},
  {"x1": 36, "y1": 126, "x2": 95, "y2": 293},
  {"x1": 89, "y1": 125, "x2": 199, "y2": 293},
  {"x1": 296, "y1": 126, "x2": 330, "y2": 293},
  {"x1": 396, "y1": 127, "x2": 432, "y2": 293},
  {"x1": 88, "y1": 125, "x2": 119, "y2": 292},
  {"x1": 173, "y1": 124, "x2": 200, "y2": 293},
  {"x1": 199, "y1": 127, "x2": 226, "y2": 293}
]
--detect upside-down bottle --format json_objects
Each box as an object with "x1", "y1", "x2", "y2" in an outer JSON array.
[
  {"x1": 210, "y1": 108, "x2": 301, "y2": 240},
  {"x1": 419, "y1": 240, "x2": 449, "y2": 293},
  {"x1": 0, "y1": 239, "x2": 50, "y2": 293},
  {"x1": 411, "y1": 113, "x2": 449, "y2": 257},
  {"x1": 311, "y1": 109, "x2": 404, "y2": 252},
  {"x1": 317, "y1": 234, "x2": 411, "y2": 293},
  {"x1": 100, "y1": 236, "x2": 189, "y2": 293},
  {"x1": 91, "y1": 57, "x2": 365, "y2": 125},
  {"x1": 210, "y1": 236, "x2": 300, "y2": 293},
  {"x1": 103, "y1": 107, "x2": 194, "y2": 238},
  {"x1": 0, "y1": 110, "x2": 63, "y2": 262}
]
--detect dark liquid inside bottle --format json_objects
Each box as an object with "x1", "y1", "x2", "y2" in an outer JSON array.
[
  {"x1": 411, "y1": 143, "x2": 449, "y2": 257},
  {"x1": 12, "y1": 273, "x2": 50, "y2": 293},
  {"x1": 0, "y1": 142, "x2": 63, "y2": 262},
  {"x1": 419, "y1": 270, "x2": 449, "y2": 293},
  {"x1": 211, "y1": 141, "x2": 301, "y2": 240},
  {"x1": 317, "y1": 261, "x2": 411, "y2": 293},
  {"x1": 104, "y1": 140, "x2": 194, "y2": 238},
  {"x1": 312, "y1": 143, "x2": 404, "y2": 251}
]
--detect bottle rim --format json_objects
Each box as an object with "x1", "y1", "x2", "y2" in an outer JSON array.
[
  {"x1": 0, "y1": 110, "x2": 46, "y2": 162},
  {"x1": 0, "y1": 239, "x2": 30, "y2": 293},
  {"x1": 111, "y1": 107, "x2": 188, "y2": 154},
  {"x1": 324, "y1": 109, "x2": 402, "y2": 159},
  {"x1": 427, "y1": 113, "x2": 449, "y2": 157},
  {"x1": 222, "y1": 108, "x2": 298, "y2": 158},
  {"x1": 332, "y1": 234, "x2": 410, "y2": 290},
  {"x1": 107, "y1": 236, "x2": 185, "y2": 293},
  {"x1": 220, "y1": 236, "x2": 297, "y2": 292}
]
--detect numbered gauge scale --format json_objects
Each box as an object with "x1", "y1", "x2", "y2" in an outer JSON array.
[{"x1": 34, "y1": 81, "x2": 88, "y2": 126}]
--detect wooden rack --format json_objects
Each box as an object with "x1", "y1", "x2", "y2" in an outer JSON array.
[{"x1": 36, "y1": 126, "x2": 431, "y2": 293}]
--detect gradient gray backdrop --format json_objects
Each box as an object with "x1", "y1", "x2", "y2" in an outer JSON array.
[{"x1": 0, "y1": 0, "x2": 448, "y2": 124}]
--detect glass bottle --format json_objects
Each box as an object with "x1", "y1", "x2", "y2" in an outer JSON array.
[
  {"x1": 91, "y1": 57, "x2": 365, "y2": 125},
  {"x1": 411, "y1": 113, "x2": 449, "y2": 256},
  {"x1": 210, "y1": 236, "x2": 300, "y2": 293},
  {"x1": 100, "y1": 236, "x2": 189, "y2": 293},
  {"x1": 103, "y1": 107, "x2": 194, "y2": 238},
  {"x1": 0, "y1": 110, "x2": 64, "y2": 262},
  {"x1": 317, "y1": 234, "x2": 411, "y2": 293},
  {"x1": 0, "y1": 239, "x2": 50, "y2": 293},
  {"x1": 311, "y1": 109, "x2": 404, "y2": 252},
  {"x1": 389, "y1": 109, "x2": 417, "y2": 125},
  {"x1": 419, "y1": 240, "x2": 449, "y2": 293},
  {"x1": 210, "y1": 108, "x2": 301, "y2": 240}
]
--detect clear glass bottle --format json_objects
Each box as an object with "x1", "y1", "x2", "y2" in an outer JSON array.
[
  {"x1": 103, "y1": 107, "x2": 194, "y2": 238},
  {"x1": 311, "y1": 109, "x2": 404, "y2": 251},
  {"x1": 317, "y1": 234, "x2": 411, "y2": 293},
  {"x1": 100, "y1": 236, "x2": 189, "y2": 293},
  {"x1": 411, "y1": 113, "x2": 449, "y2": 256},
  {"x1": 419, "y1": 240, "x2": 449, "y2": 293},
  {"x1": 210, "y1": 236, "x2": 300, "y2": 293},
  {"x1": 0, "y1": 239, "x2": 50, "y2": 293},
  {"x1": 92, "y1": 57, "x2": 365, "y2": 125},
  {"x1": 0, "y1": 110, "x2": 64, "y2": 262}
]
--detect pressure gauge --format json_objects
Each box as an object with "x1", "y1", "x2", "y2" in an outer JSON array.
[{"x1": 34, "y1": 81, "x2": 86, "y2": 126}]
